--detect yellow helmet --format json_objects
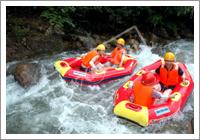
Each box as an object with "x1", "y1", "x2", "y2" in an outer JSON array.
[
  {"x1": 96, "y1": 44, "x2": 105, "y2": 51},
  {"x1": 117, "y1": 38, "x2": 125, "y2": 46},
  {"x1": 164, "y1": 52, "x2": 175, "y2": 61}
]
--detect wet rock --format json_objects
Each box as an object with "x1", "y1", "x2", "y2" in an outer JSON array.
[
  {"x1": 70, "y1": 129, "x2": 79, "y2": 134},
  {"x1": 6, "y1": 35, "x2": 64, "y2": 62},
  {"x1": 144, "y1": 32, "x2": 170, "y2": 46},
  {"x1": 27, "y1": 36, "x2": 64, "y2": 53},
  {"x1": 47, "y1": 67, "x2": 59, "y2": 81},
  {"x1": 7, "y1": 47, "x2": 17, "y2": 62},
  {"x1": 77, "y1": 35, "x2": 96, "y2": 50},
  {"x1": 144, "y1": 32, "x2": 157, "y2": 45},
  {"x1": 149, "y1": 33, "x2": 160, "y2": 46},
  {"x1": 80, "y1": 35, "x2": 96, "y2": 49},
  {"x1": 69, "y1": 34, "x2": 101, "y2": 51},
  {"x1": 14, "y1": 63, "x2": 41, "y2": 88},
  {"x1": 153, "y1": 27, "x2": 169, "y2": 39},
  {"x1": 146, "y1": 116, "x2": 196, "y2": 134},
  {"x1": 127, "y1": 38, "x2": 140, "y2": 51},
  {"x1": 178, "y1": 28, "x2": 194, "y2": 39},
  {"x1": 172, "y1": 30, "x2": 181, "y2": 39},
  {"x1": 7, "y1": 63, "x2": 18, "y2": 76},
  {"x1": 191, "y1": 117, "x2": 194, "y2": 133}
]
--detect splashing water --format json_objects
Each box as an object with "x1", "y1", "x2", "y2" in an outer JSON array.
[{"x1": 6, "y1": 39, "x2": 194, "y2": 134}]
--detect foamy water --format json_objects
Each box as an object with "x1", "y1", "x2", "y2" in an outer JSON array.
[{"x1": 6, "y1": 40, "x2": 194, "y2": 134}]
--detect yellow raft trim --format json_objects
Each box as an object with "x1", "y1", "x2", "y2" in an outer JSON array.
[
  {"x1": 123, "y1": 81, "x2": 131, "y2": 89},
  {"x1": 136, "y1": 70, "x2": 145, "y2": 76},
  {"x1": 180, "y1": 80, "x2": 190, "y2": 87},
  {"x1": 170, "y1": 92, "x2": 181, "y2": 102},
  {"x1": 123, "y1": 56, "x2": 135, "y2": 64},
  {"x1": 114, "y1": 101, "x2": 149, "y2": 126},
  {"x1": 54, "y1": 60, "x2": 71, "y2": 77},
  {"x1": 123, "y1": 55, "x2": 134, "y2": 62},
  {"x1": 115, "y1": 67, "x2": 125, "y2": 71},
  {"x1": 95, "y1": 70, "x2": 106, "y2": 74}
]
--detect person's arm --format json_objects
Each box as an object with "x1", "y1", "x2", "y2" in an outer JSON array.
[
  {"x1": 178, "y1": 67, "x2": 186, "y2": 82},
  {"x1": 89, "y1": 55, "x2": 99, "y2": 70},
  {"x1": 118, "y1": 50, "x2": 126, "y2": 67},
  {"x1": 80, "y1": 53, "x2": 86, "y2": 58},
  {"x1": 155, "y1": 65, "x2": 161, "y2": 74}
]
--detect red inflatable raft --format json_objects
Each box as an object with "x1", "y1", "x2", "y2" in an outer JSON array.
[
  {"x1": 54, "y1": 55, "x2": 137, "y2": 85},
  {"x1": 113, "y1": 59, "x2": 194, "y2": 126}
]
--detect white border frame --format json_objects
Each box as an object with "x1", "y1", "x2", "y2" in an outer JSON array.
[{"x1": 1, "y1": 1, "x2": 199, "y2": 139}]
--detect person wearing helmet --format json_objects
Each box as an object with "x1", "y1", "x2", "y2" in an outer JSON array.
[
  {"x1": 80, "y1": 44, "x2": 106, "y2": 72},
  {"x1": 153, "y1": 52, "x2": 187, "y2": 98},
  {"x1": 104, "y1": 38, "x2": 127, "y2": 68},
  {"x1": 128, "y1": 72, "x2": 170, "y2": 106},
  {"x1": 131, "y1": 72, "x2": 159, "y2": 107}
]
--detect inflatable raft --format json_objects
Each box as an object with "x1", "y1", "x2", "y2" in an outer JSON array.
[
  {"x1": 113, "y1": 59, "x2": 194, "y2": 126},
  {"x1": 54, "y1": 55, "x2": 137, "y2": 85}
]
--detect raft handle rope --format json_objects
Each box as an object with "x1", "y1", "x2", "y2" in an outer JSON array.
[{"x1": 180, "y1": 80, "x2": 190, "y2": 87}]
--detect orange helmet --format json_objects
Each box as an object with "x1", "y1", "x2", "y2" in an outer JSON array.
[{"x1": 141, "y1": 72, "x2": 158, "y2": 86}]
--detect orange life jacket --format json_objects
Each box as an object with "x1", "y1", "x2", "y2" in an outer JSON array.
[
  {"x1": 159, "y1": 64, "x2": 179, "y2": 86},
  {"x1": 82, "y1": 50, "x2": 100, "y2": 68},
  {"x1": 133, "y1": 80, "x2": 154, "y2": 107},
  {"x1": 110, "y1": 47, "x2": 125, "y2": 65}
]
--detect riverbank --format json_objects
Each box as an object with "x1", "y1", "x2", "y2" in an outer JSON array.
[{"x1": 6, "y1": 12, "x2": 193, "y2": 62}]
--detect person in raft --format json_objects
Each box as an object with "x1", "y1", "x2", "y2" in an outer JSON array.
[
  {"x1": 151, "y1": 52, "x2": 187, "y2": 99},
  {"x1": 104, "y1": 38, "x2": 127, "y2": 68},
  {"x1": 131, "y1": 72, "x2": 160, "y2": 107},
  {"x1": 130, "y1": 52, "x2": 188, "y2": 106},
  {"x1": 80, "y1": 44, "x2": 106, "y2": 73},
  {"x1": 130, "y1": 71, "x2": 179, "y2": 107}
]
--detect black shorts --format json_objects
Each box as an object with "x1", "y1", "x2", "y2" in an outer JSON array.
[
  {"x1": 80, "y1": 65, "x2": 91, "y2": 72},
  {"x1": 159, "y1": 82, "x2": 176, "y2": 91}
]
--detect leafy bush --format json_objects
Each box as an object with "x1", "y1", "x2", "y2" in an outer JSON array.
[
  {"x1": 40, "y1": 7, "x2": 76, "y2": 30},
  {"x1": 13, "y1": 26, "x2": 30, "y2": 42},
  {"x1": 7, "y1": 6, "x2": 194, "y2": 35}
]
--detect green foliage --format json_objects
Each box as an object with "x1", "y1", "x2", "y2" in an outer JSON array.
[
  {"x1": 13, "y1": 26, "x2": 30, "y2": 42},
  {"x1": 147, "y1": 14, "x2": 164, "y2": 27},
  {"x1": 41, "y1": 7, "x2": 76, "y2": 29},
  {"x1": 164, "y1": 7, "x2": 194, "y2": 17},
  {"x1": 7, "y1": 6, "x2": 194, "y2": 36}
]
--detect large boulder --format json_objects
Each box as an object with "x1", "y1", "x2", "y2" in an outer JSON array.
[
  {"x1": 67, "y1": 34, "x2": 109, "y2": 51},
  {"x1": 70, "y1": 35, "x2": 97, "y2": 51},
  {"x1": 14, "y1": 63, "x2": 41, "y2": 88},
  {"x1": 153, "y1": 27, "x2": 169, "y2": 39},
  {"x1": 6, "y1": 35, "x2": 65, "y2": 62},
  {"x1": 27, "y1": 36, "x2": 64, "y2": 54},
  {"x1": 178, "y1": 28, "x2": 194, "y2": 39},
  {"x1": 144, "y1": 32, "x2": 171, "y2": 47},
  {"x1": 127, "y1": 38, "x2": 140, "y2": 51}
]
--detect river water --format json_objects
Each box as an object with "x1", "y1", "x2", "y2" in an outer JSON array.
[{"x1": 6, "y1": 39, "x2": 194, "y2": 134}]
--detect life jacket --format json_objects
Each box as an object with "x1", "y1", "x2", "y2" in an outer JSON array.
[
  {"x1": 110, "y1": 47, "x2": 126, "y2": 65},
  {"x1": 133, "y1": 80, "x2": 154, "y2": 107},
  {"x1": 82, "y1": 50, "x2": 100, "y2": 68},
  {"x1": 159, "y1": 63, "x2": 179, "y2": 86}
]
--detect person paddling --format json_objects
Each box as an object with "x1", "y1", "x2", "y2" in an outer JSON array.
[
  {"x1": 152, "y1": 52, "x2": 187, "y2": 99},
  {"x1": 80, "y1": 44, "x2": 106, "y2": 73},
  {"x1": 104, "y1": 38, "x2": 127, "y2": 68}
]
